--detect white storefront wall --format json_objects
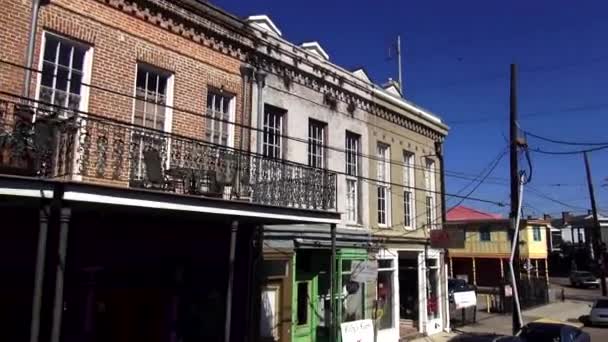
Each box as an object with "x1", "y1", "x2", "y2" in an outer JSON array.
[{"x1": 376, "y1": 247, "x2": 447, "y2": 342}]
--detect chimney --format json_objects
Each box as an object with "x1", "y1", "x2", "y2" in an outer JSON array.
[
  {"x1": 527, "y1": 215, "x2": 532, "y2": 219},
  {"x1": 588, "y1": 209, "x2": 593, "y2": 215},
  {"x1": 543, "y1": 214, "x2": 552, "y2": 221}
]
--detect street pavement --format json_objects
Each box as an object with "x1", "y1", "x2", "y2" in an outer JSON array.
[{"x1": 407, "y1": 282, "x2": 608, "y2": 342}]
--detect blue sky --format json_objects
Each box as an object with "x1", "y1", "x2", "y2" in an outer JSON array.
[{"x1": 215, "y1": 0, "x2": 608, "y2": 216}]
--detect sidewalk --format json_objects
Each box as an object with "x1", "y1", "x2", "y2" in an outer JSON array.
[{"x1": 407, "y1": 300, "x2": 589, "y2": 342}]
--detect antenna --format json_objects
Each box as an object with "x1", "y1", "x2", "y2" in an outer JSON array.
[{"x1": 397, "y1": 35, "x2": 403, "y2": 94}]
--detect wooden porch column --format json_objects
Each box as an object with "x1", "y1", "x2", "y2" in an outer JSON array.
[
  {"x1": 30, "y1": 207, "x2": 49, "y2": 342},
  {"x1": 472, "y1": 257, "x2": 477, "y2": 285},
  {"x1": 535, "y1": 259, "x2": 539, "y2": 278},
  {"x1": 500, "y1": 258, "x2": 505, "y2": 280},
  {"x1": 526, "y1": 258, "x2": 531, "y2": 279},
  {"x1": 449, "y1": 257, "x2": 453, "y2": 278}
]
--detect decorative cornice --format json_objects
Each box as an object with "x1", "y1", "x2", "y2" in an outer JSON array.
[
  {"x1": 251, "y1": 51, "x2": 445, "y2": 142},
  {"x1": 96, "y1": 0, "x2": 255, "y2": 60},
  {"x1": 94, "y1": 0, "x2": 445, "y2": 141}
]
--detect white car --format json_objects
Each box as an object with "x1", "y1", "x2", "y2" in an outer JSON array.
[{"x1": 589, "y1": 299, "x2": 608, "y2": 325}]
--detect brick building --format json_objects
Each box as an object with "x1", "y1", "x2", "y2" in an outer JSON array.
[{"x1": 0, "y1": 1, "x2": 339, "y2": 342}]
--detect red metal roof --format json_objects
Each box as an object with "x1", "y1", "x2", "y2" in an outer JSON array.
[{"x1": 446, "y1": 205, "x2": 503, "y2": 222}]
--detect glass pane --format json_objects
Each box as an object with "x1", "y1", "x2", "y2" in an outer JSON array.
[
  {"x1": 378, "y1": 270, "x2": 393, "y2": 329},
  {"x1": 58, "y1": 44, "x2": 71, "y2": 67},
  {"x1": 296, "y1": 282, "x2": 309, "y2": 326},
  {"x1": 263, "y1": 260, "x2": 288, "y2": 278},
  {"x1": 136, "y1": 69, "x2": 146, "y2": 90},
  {"x1": 72, "y1": 47, "x2": 86, "y2": 71},
  {"x1": 56, "y1": 67, "x2": 69, "y2": 91},
  {"x1": 69, "y1": 72, "x2": 82, "y2": 94},
  {"x1": 43, "y1": 37, "x2": 59, "y2": 62},
  {"x1": 68, "y1": 94, "x2": 80, "y2": 111},
  {"x1": 427, "y1": 267, "x2": 439, "y2": 319},
  {"x1": 342, "y1": 276, "x2": 364, "y2": 322},
  {"x1": 147, "y1": 72, "x2": 158, "y2": 92},
  {"x1": 41, "y1": 62, "x2": 55, "y2": 87}
]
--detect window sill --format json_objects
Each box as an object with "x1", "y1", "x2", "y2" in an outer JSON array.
[{"x1": 345, "y1": 223, "x2": 364, "y2": 229}]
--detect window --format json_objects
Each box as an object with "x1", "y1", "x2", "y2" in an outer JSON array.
[
  {"x1": 132, "y1": 65, "x2": 172, "y2": 179},
  {"x1": 532, "y1": 225, "x2": 542, "y2": 241},
  {"x1": 39, "y1": 33, "x2": 90, "y2": 112},
  {"x1": 296, "y1": 282, "x2": 309, "y2": 326},
  {"x1": 342, "y1": 260, "x2": 365, "y2": 323},
  {"x1": 426, "y1": 259, "x2": 439, "y2": 320},
  {"x1": 345, "y1": 132, "x2": 360, "y2": 223},
  {"x1": 206, "y1": 90, "x2": 234, "y2": 146},
  {"x1": 262, "y1": 105, "x2": 284, "y2": 158},
  {"x1": 425, "y1": 195, "x2": 434, "y2": 228},
  {"x1": 479, "y1": 225, "x2": 491, "y2": 241},
  {"x1": 378, "y1": 259, "x2": 395, "y2": 330},
  {"x1": 424, "y1": 158, "x2": 437, "y2": 228},
  {"x1": 308, "y1": 119, "x2": 327, "y2": 168},
  {"x1": 403, "y1": 151, "x2": 415, "y2": 229},
  {"x1": 134, "y1": 65, "x2": 169, "y2": 130},
  {"x1": 377, "y1": 143, "x2": 390, "y2": 226},
  {"x1": 260, "y1": 285, "x2": 280, "y2": 340}
]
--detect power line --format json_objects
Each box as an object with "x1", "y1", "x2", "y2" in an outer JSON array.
[
  {"x1": 524, "y1": 130, "x2": 608, "y2": 146},
  {"x1": 530, "y1": 145, "x2": 608, "y2": 155},
  {"x1": 526, "y1": 186, "x2": 588, "y2": 211},
  {"x1": 0, "y1": 58, "x2": 503, "y2": 184},
  {"x1": 0, "y1": 94, "x2": 506, "y2": 207}
]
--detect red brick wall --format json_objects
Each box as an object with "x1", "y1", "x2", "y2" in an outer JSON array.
[{"x1": 0, "y1": 0, "x2": 251, "y2": 186}]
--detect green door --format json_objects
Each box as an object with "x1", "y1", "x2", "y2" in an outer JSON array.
[{"x1": 293, "y1": 274, "x2": 318, "y2": 342}]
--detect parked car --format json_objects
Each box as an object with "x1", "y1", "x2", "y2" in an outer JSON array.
[
  {"x1": 493, "y1": 319, "x2": 590, "y2": 342},
  {"x1": 448, "y1": 278, "x2": 476, "y2": 302},
  {"x1": 569, "y1": 271, "x2": 600, "y2": 288},
  {"x1": 590, "y1": 298, "x2": 608, "y2": 325}
]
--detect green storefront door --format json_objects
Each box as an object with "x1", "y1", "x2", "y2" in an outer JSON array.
[{"x1": 293, "y1": 274, "x2": 318, "y2": 342}]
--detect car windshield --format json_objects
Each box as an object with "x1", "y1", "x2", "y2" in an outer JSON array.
[
  {"x1": 595, "y1": 300, "x2": 608, "y2": 308},
  {"x1": 574, "y1": 271, "x2": 593, "y2": 277}
]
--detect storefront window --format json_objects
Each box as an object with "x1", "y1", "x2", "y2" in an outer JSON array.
[
  {"x1": 426, "y1": 259, "x2": 439, "y2": 320},
  {"x1": 377, "y1": 269, "x2": 393, "y2": 329},
  {"x1": 342, "y1": 275, "x2": 364, "y2": 322}
]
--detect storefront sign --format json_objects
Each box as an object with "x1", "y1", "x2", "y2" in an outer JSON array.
[
  {"x1": 340, "y1": 319, "x2": 374, "y2": 342},
  {"x1": 351, "y1": 261, "x2": 378, "y2": 282},
  {"x1": 453, "y1": 290, "x2": 477, "y2": 309},
  {"x1": 430, "y1": 229, "x2": 465, "y2": 248}
]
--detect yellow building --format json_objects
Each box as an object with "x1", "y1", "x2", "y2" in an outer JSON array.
[{"x1": 446, "y1": 206, "x2": 549, "y2": 287}]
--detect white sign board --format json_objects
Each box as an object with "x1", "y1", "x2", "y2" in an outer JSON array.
[
  {"x1": 340, "y1": 319, "x2": 374, "y2": 342},
  {"x1": 351, "y1": 261, "x2": 378, "y2": 282},
  {"x1": 453, "y1": 290, "x2": 477, "y2": 309}
]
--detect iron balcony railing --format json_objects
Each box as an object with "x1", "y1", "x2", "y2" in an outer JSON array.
[{"x1": 0, "y1": 99, "x2": 337, "y2": 211}]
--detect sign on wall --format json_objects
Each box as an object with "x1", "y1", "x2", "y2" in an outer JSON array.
[
  {"x1": 430, "y1": 229, "x2": 465, "y2": 248},
  {"x1": 340, "y1": 319, "x2": 374, "y2": 342},
  {"x1": 453, "y1": 291, "x2": 477, "y2": 309}
]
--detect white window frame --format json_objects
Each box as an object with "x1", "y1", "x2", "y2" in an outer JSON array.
[
  {"x1": 424, "y1": 158, "x2": 437, "y2": 229},
  {"x1": 206, "y1": 89, "x2": 235, "y2": 147},
  {"x1": 262, "y1": 105, "x2": 284, "y2": 159},
  {"x1": 377, "y1": 143, "x2": 391, "y2": 227},
  {"x1": 308, "y1": 119, "x2": 327, "y2": 169},
  {"x1": 345, "y1": 132, "x2": 360, "y2": 224},
  {"x1": 35, "y1": 32, "x2": 94, "y2": 181},
  {"x1": 403, "y1": 151, "x2": 415, "y2": 230},
  {"x1": 131, "y1": 64, "x2": 174, "y2": 178},
  {"x1": 35, "y1": 31, "x2": 94, "y2": 116}
]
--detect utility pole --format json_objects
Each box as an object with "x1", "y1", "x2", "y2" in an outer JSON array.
[
  {"x1": 509, "y1": 64, "x2": 522, "y2": 334},
  {"x1": 397, "y1": 35, "x2": 403, "y2": 93},
  {"x1": 584, "y1": 152, "x2": 607, "y2": 296}
]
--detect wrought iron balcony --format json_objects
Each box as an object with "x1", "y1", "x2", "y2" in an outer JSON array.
[{"x1": 0, "y1": 99, "x2": 337, "y2": 211}]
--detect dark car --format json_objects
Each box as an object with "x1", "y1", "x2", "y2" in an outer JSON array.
[
  {"x1": 448, "y1": 278, "x2": 476, "y2": 302},
  {"x1": 569, "y1": 271, "x2": 600, "y2": 288},
  {"x1": 501, "y1": 321, "x2": 591, "y2": 342}
]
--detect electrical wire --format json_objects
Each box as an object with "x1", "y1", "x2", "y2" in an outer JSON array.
[
  {"x1": 0, "y1": 58, "x2": 503, "y2": 183},
  {"x1": 530, "y1": 145, "x2": 608, "y2": 155},
  {"x1": 524, "y1": 130, "x2": 608, "y2": 146},
  {"x1": 0, "y1": 94, "x2": 507, "y2": 207}
]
